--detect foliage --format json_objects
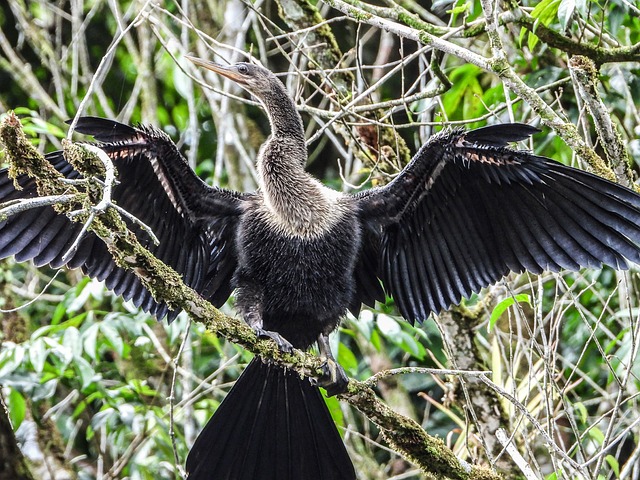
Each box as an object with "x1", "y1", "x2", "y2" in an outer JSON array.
[{"x1": 0, "y1": 0, "x2": 639, "y2": 479}]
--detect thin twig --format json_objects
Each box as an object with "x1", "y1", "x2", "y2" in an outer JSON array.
[
  {"x1": 170, "y1": 319, "x2": 192, "y2": 479},
  {"x1": 363, "y1": 367, "x2": 492, "y2": 388}
]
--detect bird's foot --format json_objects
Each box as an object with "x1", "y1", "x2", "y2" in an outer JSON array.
[
  {"x1": 313, "y1": 358, "x2": 349, "y2": 397},
  {"x1": 254, "y1": 327, "x2": 294, "y2": 354}
]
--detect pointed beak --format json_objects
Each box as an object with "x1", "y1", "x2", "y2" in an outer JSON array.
[{"x1": 185, "y1": 55, "x2": 247, "y2": 85}]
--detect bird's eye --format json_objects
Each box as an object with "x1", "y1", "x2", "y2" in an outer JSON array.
[{"x1": 237, "y1": 64, "x2": 249, "y2": 74}]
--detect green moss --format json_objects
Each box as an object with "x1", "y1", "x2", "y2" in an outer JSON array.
[
  {"x1": 62, "y1": 140, "x2": 106, "y2": 177},
  {"x1": 470, "y1": 467, "x2": 505, "y2": 480},
  {"x1": 397, "y1": 10, "x2": 446, "y2": 35},
  {"x1": 0, "y1": 113, "x2": 65, "y2": 197},
  {"x1": 417, "y1": 31, "x2": 433, "y2": 45}
]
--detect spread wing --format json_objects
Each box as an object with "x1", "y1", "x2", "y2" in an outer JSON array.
[
  {"x1": 355, "y1": 124, "x2": 640, "y2": 323},
  {"x1": 0, "y1": 117, "x2": 244, "y2": 321}
]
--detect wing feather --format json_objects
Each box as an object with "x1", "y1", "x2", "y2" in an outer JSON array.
[
  {"x1": 31, "y1": 216, "x2": 70, "y2": 266},
  {"x1": 430, "y1": 214, "x2": 464, "y2": 309},
  {"x1": 515, "y1": 184, "x2": 591, "y2": 268},
  {"x1": 0, "y1": 117, "x2": 244, "y2": 320},
  {"x1": 355, "y1": 124, "x2": 640, "y2": 323},
  {"x1": 65, "y1": 235, "x2": 96, "y2": 270},
  {"x1": 538, "y1": 186, "x2": 630, "y2": 267}
]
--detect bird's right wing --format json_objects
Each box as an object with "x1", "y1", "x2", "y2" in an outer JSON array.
[
  {"x1": 0, "y1": 117, "x2": 245, "y2": 321},
  {"x1": 354, "y1": 124, "x2": 640, "y2": 323}
]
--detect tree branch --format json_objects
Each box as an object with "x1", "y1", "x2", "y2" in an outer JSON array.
[
  {"x1": 568, "y1": 55, "x2": 635, "y2": 189},
  {"x1": 515, "y1": 14, "x2": 640, "y2": 65}
]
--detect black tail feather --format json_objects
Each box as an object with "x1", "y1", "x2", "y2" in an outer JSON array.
[{"x1": 186, "y1": 358, "x2": 355, "y2": 480}]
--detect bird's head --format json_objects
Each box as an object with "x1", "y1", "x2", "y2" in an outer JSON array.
[
  {"x1": 186, "y1": 55, "x2": 279, "y2": 101},
  {"x1": 186, "y1": 54, "x2": 303, "y2": 141}
]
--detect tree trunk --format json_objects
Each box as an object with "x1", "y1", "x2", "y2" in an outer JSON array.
[{"x1": 0, "y1": 396, "x2": 35, "y2": 480}]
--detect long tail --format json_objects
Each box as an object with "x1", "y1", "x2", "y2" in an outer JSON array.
[{"x1": 186, "y1": 358, "x2": 355, "y2": 480}]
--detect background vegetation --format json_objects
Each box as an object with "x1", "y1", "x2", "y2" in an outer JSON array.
[{"x1": 0, "y1": 0, "x2": 639, "y2": 479}]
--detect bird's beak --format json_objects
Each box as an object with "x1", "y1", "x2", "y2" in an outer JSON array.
[{"x1": 186, "y1": 55, "x2": 247, "y2": 85}]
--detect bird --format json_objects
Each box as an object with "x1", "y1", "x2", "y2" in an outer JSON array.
[{"x1": 2, "y1": 56, "x2": 640, "y2": 479}]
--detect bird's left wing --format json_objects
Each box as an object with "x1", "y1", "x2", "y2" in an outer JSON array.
[
  {"x1": 354, "y1": 124, "x2": 640, "y2": 323},
  {"x1": 0, "y1": 117, "x2": 245, "y2": 320}
]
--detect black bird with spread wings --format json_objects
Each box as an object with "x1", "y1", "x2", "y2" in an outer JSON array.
[{"x1": 2, "y1": 57, "x2": 640, "y2": 479}]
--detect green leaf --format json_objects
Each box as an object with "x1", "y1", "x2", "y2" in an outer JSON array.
[
  {"x1": 128, "y1": 379, "x2": 158, "y2": 397},
  {"x1": 73, "y1": 391, "x2": 106, "y2": 419},
  {"x1": 518, "y1": 26, "x2": 528, "y2": 48},
  {"x1": 7, "y1": 388, "x2": 26, "y2": 430},
  {"x1": 0, "y1": 346, "x2": 25, "y2": 378},
  {"x1": 42, "y1": 337, "x2": 72, "y2": 368},
  {"x1": 397, "y1": 331, "x2": 424, "y2": 359},
  {"x1": 441, "y1": 64, "x2": 482, "y2": 119},
  {"x1": 337, "y1": 343, "x2": 358, "y2": 376},
  {"x1": 322, "y1": 394, "x2": 345, "y2": 434},
  {"x1": 605, "y1": 454, "x2": 620, "y2": 477},
  {"x1": 90, "y1": 407, "x2": 116, "y2": 439},
  {"x1": 66, "y1": 280, "x2": 93, "y2": 313},
  {"x1": 447, "y1": 3, "x2": 469, "y2": 15},
  {"x1": 527, "y1": 28, "x2": 541, "y2": 51},
  {"x1": 83, "y1": 323, "x2": 100, "y2": 360},
  {"x1": 527, "y1": 0, "x2": 562, "y2": 51},
  {"x1": 63, "y1": 326, "x2": 82, "y2": 359},
  {"x1": 369, "y1": 329, "x2": 382, "y2": 352},
  {"x1": 352, "y1": 310, "x2": 374, "y2": 341},
  {"x1": 28, "y1": 118, "x2": 65, "y2": 138},
  {"x1": 29, "y1": 338, "x2": 48, "y2": 373},
  {"x1": 557, "y1": 0, "x2": 575, "y2": 30},
  {"x1": 33, "y1": 380, "x2": 57, "y2": 402},
  {"x1": 32, "y1": 313, "x2": 87, "y2": 340},
  {"x1": 51, "y1": 302, "x2": 67, "y2": 325},
  {"x1": 376, "y1": 313, "x2": 401, "y2": 338},
  {"x1": 531, "y1": 0, "x2": 562, "y2": 25},
  {"x1": 588, "y1": 426, "x2": 604, "y2": 445},
  {"x1": 574, "y1": 401, "x2": 588, "y2": 423},
  {"x1": 100, "y1": 322, "x2": 124, "y2": 357},
  {"x1": 489, "y1": 294, "x2": 531, "y2": 331},
  {"x1": 12, "y1": 107, "x2": 38, "y2": 116}
]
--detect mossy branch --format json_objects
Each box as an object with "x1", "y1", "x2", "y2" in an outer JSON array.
[
  {"x1": 0, "y1": 113, "x2": 500, "y2": 479},
  {"x1": 460, "y1": 11, "x2": 640, "y2": 64},
  {"x1": 568, "y1": 56, "x2": 635, "y2": 189},
  {"x1": 516, "y1": 14, "x2": 640, "y2": 65}
]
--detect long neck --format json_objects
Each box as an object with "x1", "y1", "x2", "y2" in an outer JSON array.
[
  {"x1": 260, "y1": 82, "x2": 306, "y2": 162},
  {"x1": 257, "y1": 78, "x2": 308, "y2": 185},
  {"x1": 256, "y1": 79, "x2": 338, "y2": 236}
]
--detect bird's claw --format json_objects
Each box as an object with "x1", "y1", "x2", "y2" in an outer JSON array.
[
  {"x1": 312, "y1": 358, "x2": 349, "y2": 397},
  {"x1": 254, "y1": 327, "x2": 294, "y2": 353}
]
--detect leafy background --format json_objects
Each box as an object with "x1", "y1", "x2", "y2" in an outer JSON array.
[{"x1": 0, "y1": 0, "x2": 639, "y2": 479}]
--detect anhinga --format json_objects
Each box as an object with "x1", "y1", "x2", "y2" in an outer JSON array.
[{"x1": 2, "y1": 57, "x2": 640, "y2": 479}]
